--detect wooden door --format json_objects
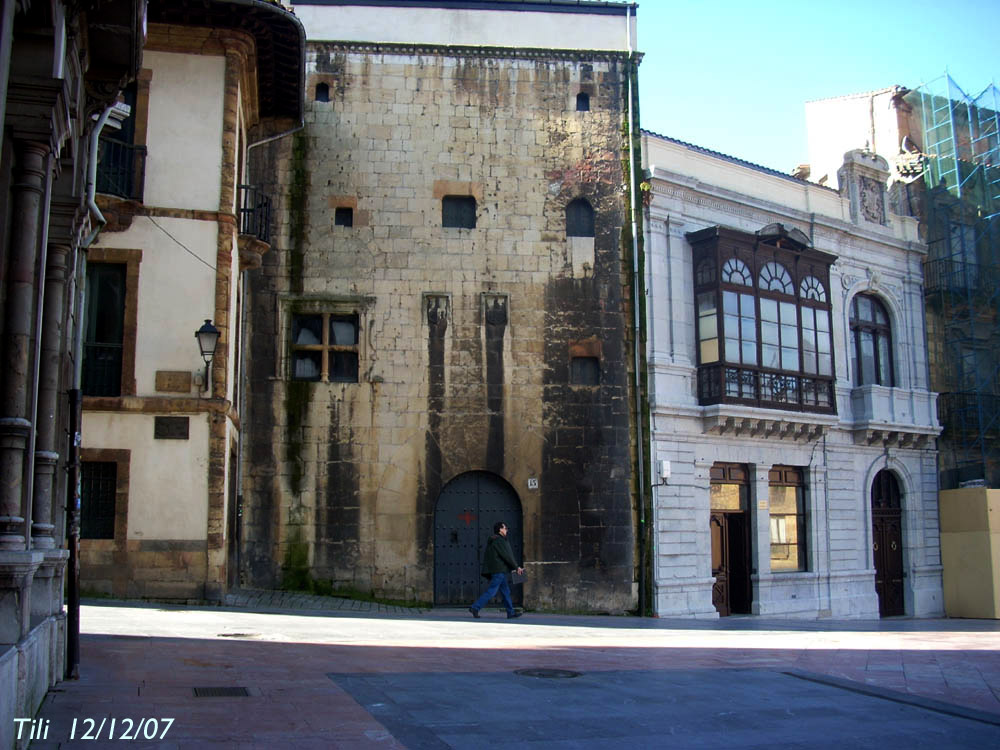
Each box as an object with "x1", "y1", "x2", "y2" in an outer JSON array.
[
  {"x1": 710, "y1": 462, "x2": 753, "y2": 617},
  {"x1": 434, "y1": 472, "x2": 522, "y2": 606},
  {"x1": 871, "y1": 470, "x2": 904, "y2": 617}
]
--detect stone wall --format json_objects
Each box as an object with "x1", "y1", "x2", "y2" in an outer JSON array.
[{"x1": 244, "y1": 43, "x2": 638, "y2": 612}]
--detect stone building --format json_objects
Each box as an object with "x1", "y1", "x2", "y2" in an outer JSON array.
[
  {"x1": 243, "y1": 0, "x2": 644, "y2": 612},
  {"x1": 643, "y1": 132, "x2": 943, "y2": 618},
  {"x1": 79, "y1": 1, "x2": 304, "y2": 602},
  {"x1": 1, "y1": 0, "x2": 144, "y2": 743}
]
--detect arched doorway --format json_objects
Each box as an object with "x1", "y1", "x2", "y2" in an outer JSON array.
[
  {"x1": 871, "y1": 469, "x2": 904, "y2": 617},
  {"x1": 433, "y1": 471, "x2": 523, "y2": 606}
]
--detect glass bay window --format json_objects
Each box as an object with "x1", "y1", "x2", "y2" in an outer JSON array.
[{"x1": 689, "y1": 224, "x2": 837, "y2": 414}]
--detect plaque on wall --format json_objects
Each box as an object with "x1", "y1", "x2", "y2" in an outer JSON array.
[
  {"x1": 154, "y1": 416, "x2": 190, "y2": 440},
  {"x1": 155, "y1": 370, "x2": 193, "y2": 393}
]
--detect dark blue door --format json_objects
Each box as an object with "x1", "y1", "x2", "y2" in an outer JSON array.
[{"x1": 434, "y1": 471, "x2": 522, "y2": 606}]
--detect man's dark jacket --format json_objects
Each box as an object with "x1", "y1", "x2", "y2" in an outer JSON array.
[{"x1": 481, "y1": 534, "x2": 518, "y2": 578}]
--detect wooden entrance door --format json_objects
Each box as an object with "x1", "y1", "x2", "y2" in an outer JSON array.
[
  {"x1": 710, "y1": 464, "x2": 752, "y2": 617},
  {"x1": 433, "y1": 471, "x2": 522, "y2": 606},
  {"x1": 871, "y1": 470, "x2": 904, "y2": 617}
]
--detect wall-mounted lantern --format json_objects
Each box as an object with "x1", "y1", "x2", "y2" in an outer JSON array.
[{"x1": 195, "y1": 319, "x2": 220, "y2": 393}]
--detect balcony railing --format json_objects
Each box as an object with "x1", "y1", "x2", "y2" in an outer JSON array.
[
  {"x1": 238, "y1": 184, "x2": 271, "y2": 244},
  {"x1": 697, "y1": 363, "x2": 836, "y2": 414},
  {"x1": 95, "y1": 138, "x2": 146, "y2": 201},
  {"x1": 82, "y1": 343, "x2": 122, "y2": 397}
]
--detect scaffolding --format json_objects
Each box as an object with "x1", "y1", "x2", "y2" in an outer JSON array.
[{"x1": 907, "y1": 75, "x2": 1000, "y2": 487}]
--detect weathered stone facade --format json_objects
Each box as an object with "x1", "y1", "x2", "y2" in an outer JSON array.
[{"x1": 245, "y1": 42, "x2": 639, "y2": 612}]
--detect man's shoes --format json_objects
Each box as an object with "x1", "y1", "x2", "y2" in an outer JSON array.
[
  {"x1": 507, "y1": 611, "x2": 522, "y2": 619},
  {"x1": 468, "y1": 607, "x2": 480, "y2": 619}
]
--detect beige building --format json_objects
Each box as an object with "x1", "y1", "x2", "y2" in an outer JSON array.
[
  {"x1": 80, "y1": 2, "x2": 304, "y2": 601},
  {"x1": 242, "y1": 0, "x2": 645, "y2": 612}
]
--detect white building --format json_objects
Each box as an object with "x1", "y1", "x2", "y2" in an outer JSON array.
[{"x1": 642, "y1": 132, "x2": 943, "y2": 619}]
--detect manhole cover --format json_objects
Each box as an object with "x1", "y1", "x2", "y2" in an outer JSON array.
[
  {"x1": 514, "y1": 668, "x2": 581, "y2": 679},
  {"x1": 193, "y1": 687, "x2": 250, "y2": 697}
]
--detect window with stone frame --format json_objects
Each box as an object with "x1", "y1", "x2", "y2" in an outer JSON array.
[
  {"x1": 290, "y1": 312, "x2": 360, "y2": 382},
  {"x1": 81, "y1": 461, "x2": 117, "y2": 539},
  {"x1": 689, "y1": 224, "x2": 837, "y2": 413},
  {"x1": 768, "y1": 465, "x2": 807, "y2": 572},
  {"x1": 850, "y1": 293, "x2": 893, "y2": 387}
]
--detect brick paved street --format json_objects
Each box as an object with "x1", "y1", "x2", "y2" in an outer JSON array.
[{"x1": 25, "y1": 597, "x2": 1000, "y2": 748}]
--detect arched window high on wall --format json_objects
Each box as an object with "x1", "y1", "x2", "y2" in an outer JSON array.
[
  {"x1": 850, "y1": 294, "x2": 893, "y2": 386},
  {"x1": 566, "y1": 198, "x2": 595, "y2": 238}
]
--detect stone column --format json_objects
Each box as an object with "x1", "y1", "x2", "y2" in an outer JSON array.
[
  {"x1": 0, "y1": 140, "x2": 49, "y2": 549},
  {"x1": 31, "y1": 244, "x2": 70, "y2": 549}
]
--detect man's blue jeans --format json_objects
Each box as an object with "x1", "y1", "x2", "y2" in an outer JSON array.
[{"x1": 471, "y1": 572, "x2": 515, "y2": 615}]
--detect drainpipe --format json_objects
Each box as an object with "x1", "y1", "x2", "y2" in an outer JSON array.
[
  {"x1": 82, "y1": 106, "x2": 113, "y2": 248},
  {"x1": 625, "y1": 5, "x2": 648, "y2": 616}
]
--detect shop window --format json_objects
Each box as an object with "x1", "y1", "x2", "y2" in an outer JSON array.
[
  {"x1": 850, "y1": 294, "x2": 893, "y2": 386},
  {"x1": 291, "y1": 313, "x2": 359, "y2": 382},
  {"x1": 769, "y1": 465, "x2": 807, "y2": 572},
  {"x1": 442, "y1": 195, "x2": 476, "y2": 229}
]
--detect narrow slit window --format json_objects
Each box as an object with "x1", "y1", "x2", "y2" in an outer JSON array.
[{"x1": 442, "y1": 195, "x2": 476, "y2": 229}]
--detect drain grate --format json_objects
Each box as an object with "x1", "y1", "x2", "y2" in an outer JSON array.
[
  {"x1": 217, "y1": 633, "x2": 255, "y2": 638},
  {"x1": 193, "y1": 686, "x2": 250, "y2": 698},
  {"x1": 514, "y1": 668, "x2": 581, "y2": 679}
]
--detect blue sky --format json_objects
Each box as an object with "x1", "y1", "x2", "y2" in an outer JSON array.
[{"x1": 635, "y1": 0, "x2": 1000, "y2": 173}]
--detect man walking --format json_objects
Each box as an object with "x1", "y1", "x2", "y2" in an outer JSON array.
[{"x1": 469, "y1": 521, "x2": 524, "y2": 619}]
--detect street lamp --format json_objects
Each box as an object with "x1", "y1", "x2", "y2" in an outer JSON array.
[{"x1": 195, "y1": 319, "x2": 220, "y2": 393}]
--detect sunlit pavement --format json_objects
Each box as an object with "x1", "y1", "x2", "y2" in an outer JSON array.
[{"x1": 26, "y1": 598, "x2": 1000, "y2": 748}]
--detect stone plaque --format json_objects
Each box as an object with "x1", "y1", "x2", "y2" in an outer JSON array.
[
  {"x1": 154, "y1": 416, "x2": 190, "y2": 440},
  {"x1": 155, "y1": 370, "x2": 192, "y2": 393}
]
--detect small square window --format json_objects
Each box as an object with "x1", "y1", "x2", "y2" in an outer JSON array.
[
  {"x1": 335, "y1": 207, "x2": 353, "y2": 227},
  {"x1": 291, "y1": 312, "x2": 359, "y2": 383},
  {"x1": 570, "y1": 356, "x2": 600, "y2": 385},
  {"x1": 576, "y1": 92, "x2": 590, "y2": 111},
  {"x1": 442, "y1": 195, "x2": 476, "y2": 229}
]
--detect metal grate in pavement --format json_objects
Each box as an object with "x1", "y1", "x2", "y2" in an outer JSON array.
[
  {"x1": 514, "y1": 668, "x2": 581, "y2": 679},
  {"x1": 193, "y1": 686, "x2": 251, "y2": 697}
]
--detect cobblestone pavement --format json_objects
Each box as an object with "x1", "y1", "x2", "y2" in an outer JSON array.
[{"x1": 24, "y1": 598, "x2": 1000, "y2": 749}]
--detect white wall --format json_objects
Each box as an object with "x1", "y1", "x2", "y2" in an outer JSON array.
[
  {"x1": 92, "y1": 216, "x2": 218, "y2": 396},
  {"x1": 143, "y1": 50, "x2": 226, "y2": 211},
  {"x1": 292, "y1": 2, "x2": 636, "y2": 50},
  {"x1": 82, "y1": 412, "x2": 210, "y2": 540}
]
